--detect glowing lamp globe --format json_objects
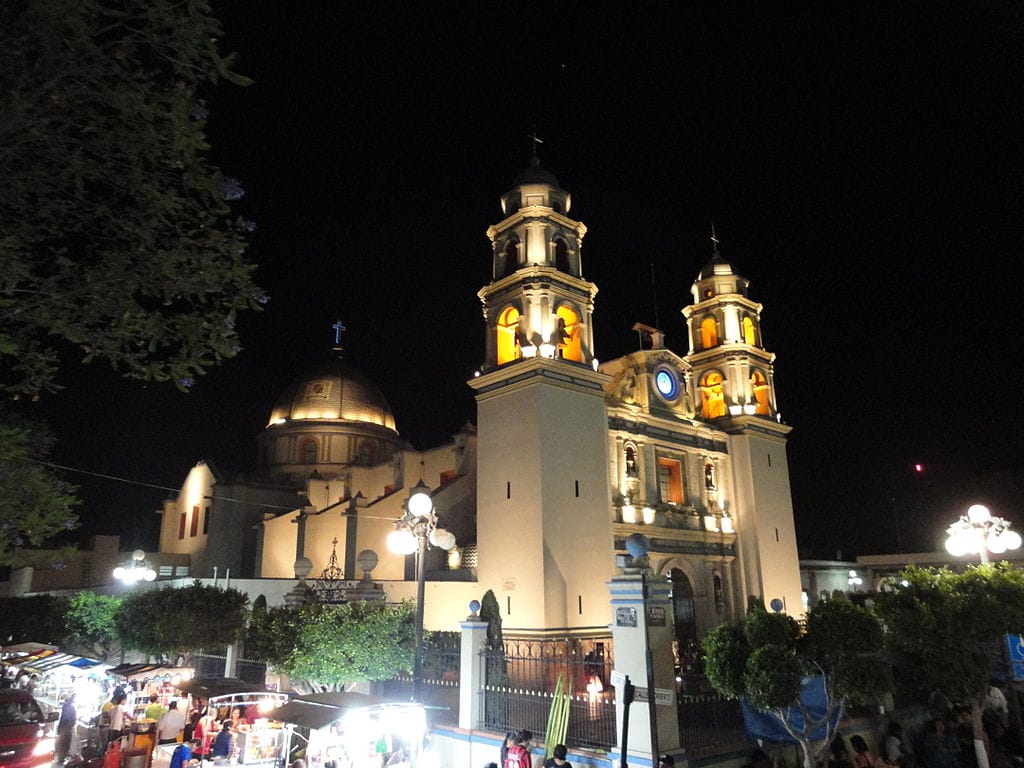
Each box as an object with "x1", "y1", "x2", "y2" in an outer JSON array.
[
  {"x1": 388, "y1": 528, "x2": 418, "y2": 555},
  {"x1": 945, "y1": 534, "x2": 969, "y2": 557},
  {"x1": 407, "y1": 482, "x2": 433, "y2": 518},
  {"x1": 967, "y1": 504, "x2": 991, "y2": 524}
]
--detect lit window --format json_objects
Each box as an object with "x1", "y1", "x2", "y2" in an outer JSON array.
[
  {"x1": 700, "y1": 317, "x2": 718, "y2": 348},
  {"x1": 700, "y1": 371, "x2": 726, "y2": 418},
  {"x1": 743, "y1": 316, "x2": 757, "y2": 345},
  {"x1": 555, "y1": 305, "x2": 582, "y2": 362},
  {"x1": 751, "y1": 371, "x2": 770, "y2": 415},
  {"x1": 657, "y1": 458, "x2": 684, "y2": 504},
  {"x1": 497, "y1": 306, "x2": 521, "y2": 365}
]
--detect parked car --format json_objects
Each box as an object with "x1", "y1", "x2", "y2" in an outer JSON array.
[{"x1": 0, "y1": 689, "x2": 58, "y2": 768}]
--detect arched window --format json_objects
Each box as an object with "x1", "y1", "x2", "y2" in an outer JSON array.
[
  {"x1": 703, "y1": 460, "x2": 716, "y2": 490},
  {"x1": 742, "y1": 316, "x2": 757, "y2": 345},
  {"x1": 700, "y1": 371, "x2": 726, "y2": 418},
  {"x1": 751, "y1": 370, "x2": 770, "y2": 415},
  {"x1": 499, "y1": 239, "x2": 519, "y2": 278},
  {"x1": 497, "y1": 306, "x2": 521, "y2": 365},
  {"x1": 670, "y1": 568, "x2": 697, "y2": 648},
  {"x1": 300, "y1": 439, "x2": 317, "y2": 464},
  {"x1": 624, "y1": 444, "x2": 638, "y2": 478},
  {"x1": 555, "y1": 305, "x2": 583, "y2": 362},
  {"x1": 700, "y1": 316, "x2": 719, "y2": 349},
  {"x1": 554, "y1": 238, "x2": 571, "y2": 273}
]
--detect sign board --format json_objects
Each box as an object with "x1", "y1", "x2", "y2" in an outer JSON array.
[
  {"x1": 1007, "y1": 634, "x2": 1024, "y2": 681},
  {"x1": 647, "y1": 606, "x2": 666, "y2": 626},
  {"x1": 632, "y1": 686, "x2": 674, "y2": 706},
  {"x1": 615, "y1": 607, "x2": 638, "y2": 627},
  {"x1": 610, "y1": 670, "x2": 626, "y2": 687}
]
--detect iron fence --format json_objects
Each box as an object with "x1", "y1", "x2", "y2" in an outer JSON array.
[
  {"x1": 677, "y1": 692, "x2": 748, "y2": 757},
  {"x1": 379, "y1": 631, "x2": 460, "y2": 726},
  {"x1": 480, "y1": 636, "x2": 617, "y2": 751}
]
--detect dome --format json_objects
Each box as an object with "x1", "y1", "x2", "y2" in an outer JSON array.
[
  {"x1": 512, "y1": 155, "x2": 561, "y2": 188},
  {"x1": 267, "y1": 359, "x2": 397, "y2": 433},
  {"x1": 698, "y1": 253, "x2": 734, "y2": 280}
]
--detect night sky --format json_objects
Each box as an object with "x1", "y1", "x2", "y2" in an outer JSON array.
[{"x1": 31, "y1": 4, "x2": 1024, "y2": 560}]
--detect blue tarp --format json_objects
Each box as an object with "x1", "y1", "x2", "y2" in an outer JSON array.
[{"x1": 740, "y1": 676, "x2": 843, "y2": 744}]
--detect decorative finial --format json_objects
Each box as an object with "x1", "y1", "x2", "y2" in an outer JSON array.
[
  {"x1": 710, "y1": 223, "x2": 720, "y2": 256},
  {"x1": 527, "y1": 123, "x2": 544, "y2": 158}
]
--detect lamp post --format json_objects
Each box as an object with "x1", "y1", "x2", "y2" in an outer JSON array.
[
  {"x1": 945, "y1": 504, "x2": 1022, "y2": 564},
  {"x1": 112, "y1": 549, "x2": 157, "y2": 584},
  {"x1": 387, "y1": 480, "x2": 456, "y2": 701}
]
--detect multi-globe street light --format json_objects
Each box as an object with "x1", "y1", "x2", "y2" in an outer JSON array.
[
  {"x1": 387, "y1": 480, "x2": 455, "y2": 701},
  {"x1": 944, "y1": 504, "x2": 1021, "y2": 564},
  {"x1": 112, "y1": 549, "x2": 157, "y2": 584}
]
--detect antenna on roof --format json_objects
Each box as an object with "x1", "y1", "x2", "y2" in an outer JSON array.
[{"x1": 650, "y1": 262, "x2": 660, "y2": 331}]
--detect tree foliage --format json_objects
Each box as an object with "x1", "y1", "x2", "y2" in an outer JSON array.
[
  {"x1": 247, "y1": 601, "x2": 416, "y2": 691},
  {"x1": 115, "y1": 583, "x2": 248, "y2": 659},
  {"x1": 702, "y1": 598, "x2": 891, "y2": 768},
  {"x1": 0, "y1": 594, "x2": 71, "y2": 645},
  {"x1": 64, "y1": 592, "x2": 123, "y2": 662},
  {"x1": 0, "y1": 415, "x2": 78, "y2": 565},
  {"x1": 876, "y1": 564, "x2": 1024, "y2": 706},
  {"x1": 0, "y1": 0, "x2": 263, "y2": 397}
]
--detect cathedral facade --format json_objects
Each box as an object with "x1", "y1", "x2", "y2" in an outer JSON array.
[{"x1": 154, "y1": 156, "x2": 804, "y2": 641}]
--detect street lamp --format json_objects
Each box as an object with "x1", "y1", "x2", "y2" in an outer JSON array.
[
  {"x1": 945, "y1": 504, "x2": 1022, "y2": 564},
  {"x1": 113, "y1": 549, "x2": 157, "y2": 584},
  {"x1": 387, "y1": 480, "x2": 456, "y2": 701}
]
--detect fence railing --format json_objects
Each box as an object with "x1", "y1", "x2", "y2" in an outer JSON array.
[
  {"x1": 480, "y1": 636, "x2": 617, "y2": 751},
  {"x1": 677, "y1": 692, "x2": 747, "y2": 757},
  {"x1": 379, "y1": 631, "x2": 460, "y2": 726}
]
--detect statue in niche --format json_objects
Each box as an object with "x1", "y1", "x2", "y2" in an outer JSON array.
[{"x1": 616, "y1": 368, "x2": 639, "y2": 404}]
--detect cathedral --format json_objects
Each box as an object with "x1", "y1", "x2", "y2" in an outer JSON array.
[{"x1": 154, "y1": 155, "x2": 803, "y2": 641}]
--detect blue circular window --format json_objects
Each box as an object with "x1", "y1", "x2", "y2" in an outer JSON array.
[{"x1": 654, "y1": 369, "x2": 678, "y2": 400}]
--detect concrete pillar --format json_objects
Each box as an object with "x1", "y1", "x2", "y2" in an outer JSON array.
[
  {"x1": 608, "y1": 570, "x2": 682, "y2": 764},
  {"x1": 458, "y1": 618, "x2": 489, "y2": 730}
]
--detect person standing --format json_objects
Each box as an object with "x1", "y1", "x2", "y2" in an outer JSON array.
[
  {"x1": 144, "y1": 695, "x2": 166, "y2": 722},
  {"x1": 108, "y1": 694, "x2": 133, "y2": 745},
  {"x1": 54, "y1": 693, "x2": 77, "y2": 765},
  {"x1": 157, "y1": 701, "x2": 186, "y2": 745},
  {"x1": 543, "y1": 744, "x2": 572, "y2": 767},
  {"x1": 210, "y1": 722, "x2": 233, "y2": 761}
]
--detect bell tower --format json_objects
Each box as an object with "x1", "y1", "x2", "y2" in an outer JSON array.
[
  {"x1": 681, "y1": 232, "x2": 803, "y2": 616},
  {"x1": 479, "y1": 155, "x2": 597, "y2": 369},
  {"x1": 471, "y1": 154, "x2": 614, "y2": 634}
]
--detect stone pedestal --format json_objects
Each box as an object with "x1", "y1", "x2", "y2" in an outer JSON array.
[{"x1": 608, "y1": 571, "x2": 682, "y2": 764}]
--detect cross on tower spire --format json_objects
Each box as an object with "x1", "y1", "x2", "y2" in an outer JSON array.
[
  {"x1": 331, "y1": 318, "x2": 346, "y2": 346},
  {"x1": 710, "y1": 223, "x2": 721, "y2": 256},
  {"x1": 527, "y1": 124, "x2": 544, "y2": 157}
]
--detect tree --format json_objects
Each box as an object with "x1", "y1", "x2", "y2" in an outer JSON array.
[
  {"x1": 115, "y1": 582, "x2": 248, "y2": 660},
  {"x1": 0, "y1": 594, "x2": 71, "y2": 645},
  {"x1": 64, "y1": 592, "x2": 123, "y2": 662},
  {"x1": 246, "y1": 601, "x2": 416, "y2": 692},
  {"x1": 702, "y1": 598, "x2": 891, "y2": 768},
  {"x1": 875, "y1": 564, "x2": 1024, "y2": 768},
  {"x1": 0, "y1": 415, "x2": 79, "y2": 565},
  {"x1": 0, "y1": 0, "x2": 263, "y2": 398}
]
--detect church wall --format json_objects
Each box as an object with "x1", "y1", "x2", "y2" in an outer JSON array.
[
  {"x1": 159, "y1": 463, "x2": 216, "y2": 557},
  {"x1": 477, "y1": 372, "x2": 614, "y2": 633},
  {"x1": 260, "y1": 512, "x2": 299, "y2": 578},
  {"x1": 727, "y1": 428, "x2": 804, "y2": 618}
]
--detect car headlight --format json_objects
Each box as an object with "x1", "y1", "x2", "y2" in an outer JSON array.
[{"x1": 32, "y1": 737, "x2": 55, "y2": 757}]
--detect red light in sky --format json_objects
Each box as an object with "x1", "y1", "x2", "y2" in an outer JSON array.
[{"x1": 914, "y1": 463, "x2": 924, "y2": 472}]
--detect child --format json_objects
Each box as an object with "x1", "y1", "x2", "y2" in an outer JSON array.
[{"x1": 543, "y1": 743, "x2": 571, "y2": 767}]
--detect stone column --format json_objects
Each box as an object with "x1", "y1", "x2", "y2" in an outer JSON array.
[{"x1": 608, "y1": 565, "x2": 682, "y2": 764}]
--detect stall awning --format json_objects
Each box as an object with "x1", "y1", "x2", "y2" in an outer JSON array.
[
  {"x1": 267, "y1": 692, "x2": 407, "y2": 730},
  {"x1": 107, "y1": 663, "x2": 192, "y2": 682},
  {"x1": 2, "y1": 645, "x2": 102, "y2": 674},
  {"x1": 176, "y1": 677, "x2": 265, "y2": 699}
]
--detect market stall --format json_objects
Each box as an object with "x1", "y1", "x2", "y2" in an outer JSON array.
[
  {"x1": 151, "y1": 681, "x2": 288, "y2": 768},
  {"x1": 269, "y1": 692, "x2": 426, "y2": 768}
]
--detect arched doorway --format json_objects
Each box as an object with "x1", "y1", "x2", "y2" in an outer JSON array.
[{"x1": 670, "y1": 567, "x2": 697, "y2": 648}]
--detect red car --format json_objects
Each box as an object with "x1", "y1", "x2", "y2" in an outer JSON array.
[{"x1": 0, "y1": 689, "x2": 58, "y2": 768}]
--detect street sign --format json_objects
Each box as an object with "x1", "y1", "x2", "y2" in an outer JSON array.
[
  {"x1": 610, "y1": 669, "x2": 626, "y2": 687},
  {"x1": 632, "y1": 686, "x2": 674, "y2": 706},
  {"x1": 1007, "y1": 635, "x2": 1024, "y2": 681}
]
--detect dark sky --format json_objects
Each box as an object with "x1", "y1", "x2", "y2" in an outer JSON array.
[{"x1": 32, "y1": 3, "x2": 1024, "y2": 559}]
